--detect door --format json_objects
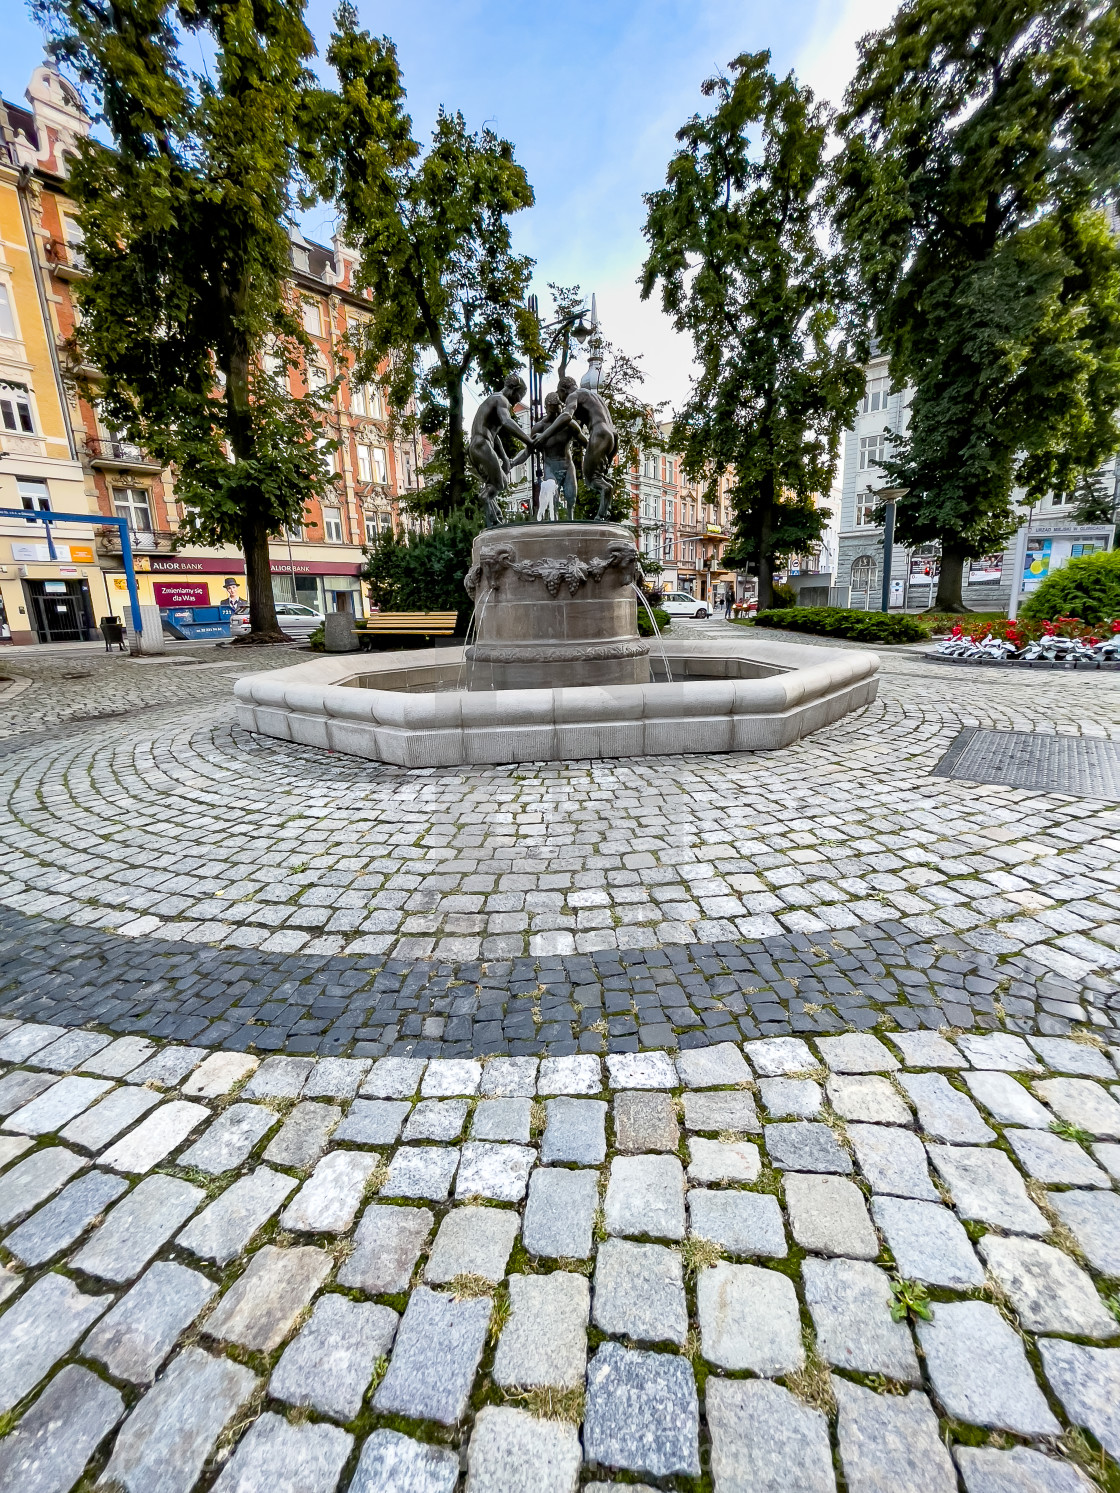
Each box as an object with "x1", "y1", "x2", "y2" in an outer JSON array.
[{"x1": 26, "y1": 581, "x2": 90, "y2": 643}]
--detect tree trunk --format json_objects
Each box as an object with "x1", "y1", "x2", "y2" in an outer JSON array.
[
  {"x1": 756, "y1": 477, "x2": 775, "y2": 610},
  {"x1": 447, "y1": 375, "x2": 466, "y2": 510},
  {"x1": 225, "y1": 332, "x2": 284, "y2": 643},
  {"x1": 934, "y1": 541, "x2": 970, "y2": 613},
  {"x1": 243, "y1": 499, "x2": 283, "y2": 642}
]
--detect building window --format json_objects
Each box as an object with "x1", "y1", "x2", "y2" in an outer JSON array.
[
  {"x1": 356, "y1": 445, "x2": 372, "y2": 483},
  {"x1": 862, "y1": 375, "x2": 890, "y2": 413},
  {"x1": 855, "y1": 498, "x2": 879, "y2": 526},
  {"x1": 308, "y1": 364, "x2": 328, "y2": 393},
  {"x1": 859, "y1": 434, "x2": 886, "y2": 470},
  {"x1": 0, "y1": 286, "x2": 15, "y2": 341},
  {"x1": 283, "y1": 524, "x2": 303, "y2": 542},
  {"x1": 851, "y1": 555, "x2": 876, "y2": 595},
  {"x1": 364, "y1": 515, "x2": 379, "y2": 543},
  {"x1": 1050, "y1": 491, "x2": 1071, "y2": 507},
  {"x1": 18, "y1": 478, "x2": 50, "y2": 511},
  {"x1": 302, "y1": 300, "x2": 322, "y2": 337},
  {"x1": 351, "y1": 383, "x2": 383, "y2": 420},
  {"x1": 113, "y1": 486, "x2": 153, "y2": 534},
  {"x1": 322, "y1": 506, "x2": 344, "y2": 542},
  {"x1": 371, "y1": 446, "x2": 388, "y2": 484},
  {"x1": 0, "y1": 382, "x2": 34, "y2": 433},
  {"x1": 262, "y1": 348, "x2": 285, "y2": 381}
]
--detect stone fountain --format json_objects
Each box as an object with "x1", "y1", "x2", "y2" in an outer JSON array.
[
  {"x1": 234, "y1": 351, "x2": 879, "y2": 766},
  {"x1": 463, "y1": 522, "x2": 648, "y2": 690}
]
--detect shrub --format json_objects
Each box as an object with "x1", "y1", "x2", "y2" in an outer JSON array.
[
  {"x1": 749, "y1": 606, "x2": 927, "y2": 643},
  {"x1": 768, "y1": 581, "x2": 797, "y2": 608},
  {"x1": 1019, "y1": 549, "x2": 1120, "y2": 625},
  {"x1": 637, "y1": 606, "x2": 670, "y2": 637},
  {"x1": 363, "y1": 512, "x2": 481, "y2": 631},
  {"x1": 307, "y1": 623, "x2": 324, "y2": 652}
]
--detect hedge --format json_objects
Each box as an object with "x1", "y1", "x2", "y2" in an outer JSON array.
[
  {"x1": 637, "y1": 606, "x2": 670, "y2": 637},
  {"x1": 748, "y1": 607, "x2": 927, "y2": 644}
]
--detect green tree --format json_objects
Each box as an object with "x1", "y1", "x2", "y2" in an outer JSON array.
[
  {"x1": 309, "y1": 6, "x2": 539, "y2": 516},
  {"x1": 641, "y1": 53, "x2": 864, "y2": 609},
  {"x1": 834, "y1": 0, "x2": 1120, "y2": 612},
  {"x1": 40, "y1": 0, "x2": 341, "y2": 641},
  {"x1": 362, "y1": 511, "x2": 480, "y2": 630}
]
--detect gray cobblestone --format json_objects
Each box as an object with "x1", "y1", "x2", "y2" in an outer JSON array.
[
  {"x1": 71, "y1": 1173, "x2": 204, "y2": 1282},
  {"x1": 82, "y1": 1260, "x2": 218, "y2": 1384}
]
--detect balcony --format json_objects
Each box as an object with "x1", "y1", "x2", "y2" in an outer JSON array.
[
  {"x1": 95, "y1": 525, "x2": 176, "y2": 555},
  {"x1": 84, "y1": 436, "x2": 163, "y2": 473},
  {"x1": 45, "y1": 237, "x2": 88, "y2": 281}
]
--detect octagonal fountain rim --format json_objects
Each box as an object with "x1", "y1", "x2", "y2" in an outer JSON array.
[{"x1": 232, "y1": 635, "x2": 880, "y2": 768}]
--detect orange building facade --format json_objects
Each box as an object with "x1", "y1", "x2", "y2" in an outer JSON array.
[{"x1": 0, "y1": 64, "x2": 425, "y2": 641}]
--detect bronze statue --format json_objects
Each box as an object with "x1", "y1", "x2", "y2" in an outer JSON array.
[
  {"x1": 535, "y1": 376, "x2": 618, "y2": 520},
  {"x1": 531, "y1": 385, "x2": 584, "y2": 522},
  {"x1": 468, "y1": 374, "x2": 535, "y2": 528}
]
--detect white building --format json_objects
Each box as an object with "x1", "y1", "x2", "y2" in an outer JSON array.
[{"x1": 835, "y1": 346, "x2": 1117, "y2": 612}]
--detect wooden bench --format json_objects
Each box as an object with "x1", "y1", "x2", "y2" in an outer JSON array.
[{"x1": 356, "y1": 611, "x2": 459, "y2": 649}]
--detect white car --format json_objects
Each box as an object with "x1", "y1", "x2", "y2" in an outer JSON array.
[
  {"x1": 659, "y1": 590, "x2": 710, "y2": 620},
  {"x1": 229, "y1": 602, "x2": 325, "y2": 638}
]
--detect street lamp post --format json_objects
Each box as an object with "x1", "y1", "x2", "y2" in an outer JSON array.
[
  {"x1": 875, "y1": 487, "x2": 908, "y2": 612},
  {"x1": 525, "y1": 296, "x2": 592, "y2": 516}
]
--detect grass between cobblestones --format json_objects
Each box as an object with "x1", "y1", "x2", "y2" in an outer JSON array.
[{"x1": 0, "y1": 1026, "x2": 1118, "y2": 1488}]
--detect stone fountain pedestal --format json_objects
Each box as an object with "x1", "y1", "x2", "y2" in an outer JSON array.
[{"x1": 463, "y1": 522, "x2": 650, "y2": 690}]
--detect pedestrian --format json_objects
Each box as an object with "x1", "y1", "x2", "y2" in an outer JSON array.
[{"x1": 723, "y1": 590, "x2": 733, "y2": 619}]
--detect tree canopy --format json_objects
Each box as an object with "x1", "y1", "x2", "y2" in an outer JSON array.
[
  {"x1": 40, "y1": 0, "x2": 340, "y2": 640},
  {"x1": 834, "y1": 0, "x2": 1120, "y2": 610},
  {"x1": 641, "y1": 52, "x2": 864, "y2": 608},
  {"x1": 307, "y1": 5, "x2": 540, "y2": 516}
]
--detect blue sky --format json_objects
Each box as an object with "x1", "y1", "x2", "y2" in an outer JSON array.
[{"x1": 3, "y1": 0, "x2": 898, "y2": 405}]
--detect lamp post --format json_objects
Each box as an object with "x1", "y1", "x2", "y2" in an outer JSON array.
[
  {"x1": 525, "y1": 296, "x2": 592, "y2": 514},
  {"x1": 875, "y1": 486, "x2": 908, "y2": 612}
]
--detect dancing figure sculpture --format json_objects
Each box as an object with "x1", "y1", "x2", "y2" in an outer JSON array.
[
  {"x1": 535, "y1": 374, "x2": 618, "y2": 521},
  {"x1": 468, "y1": 374, "x2": 534, "y2": 528},
  {"x1": 531, "y1": 386, "x2": 584, "y2": 522}
]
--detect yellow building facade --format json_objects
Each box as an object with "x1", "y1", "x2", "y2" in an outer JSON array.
[{"x1": 0, "y1": 81, "x2": 105, "y2": 646}]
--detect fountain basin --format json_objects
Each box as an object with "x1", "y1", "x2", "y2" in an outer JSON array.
[{"x1": 233, "y1": 635, "x2": 879, "y2": 768}]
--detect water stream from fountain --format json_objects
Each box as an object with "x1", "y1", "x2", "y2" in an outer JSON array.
[
  {"x1": 460, "y1": 587, "x2": 494, "y2": 692},
  {"x1": 632, "y1": 584, "x2": 673, "y2": 684}
]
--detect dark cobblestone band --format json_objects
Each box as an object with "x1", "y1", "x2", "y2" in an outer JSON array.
[{"x1": 5, "y1": 906, "x2": 1115, "y2": 1059}]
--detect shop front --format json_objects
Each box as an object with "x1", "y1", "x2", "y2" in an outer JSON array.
[
  {"x1": 100, "y1": 552, "x2": 368, "y2": 621},
  {"x1": 2, "y1": 536, "x2": 107, "y2": 645}
]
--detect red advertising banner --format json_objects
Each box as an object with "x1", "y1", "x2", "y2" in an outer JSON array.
[
  {"x1": 153, "y1": 581, "x2": 210, "y2": 607},
  {"x1": 142, "y1": 556, "x2": 363, "y2": 576}
]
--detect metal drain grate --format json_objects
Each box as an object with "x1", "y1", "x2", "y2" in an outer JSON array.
[{"x1": 933, "y1": 729, "x2": 1120, "y2": 800}]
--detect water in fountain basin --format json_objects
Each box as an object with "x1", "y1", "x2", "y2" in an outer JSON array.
[{"x1": 632, "y1": 584, "x2": 673, "y2": 684}]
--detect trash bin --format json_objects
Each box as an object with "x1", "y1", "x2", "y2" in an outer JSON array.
[{"x1": 100, "y1": 616, "x2": 126, "y2": 652}]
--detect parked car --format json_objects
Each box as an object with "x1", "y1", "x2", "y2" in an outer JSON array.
[
  {"x1": 229, "y1": 602, "x2": 325, "y2": 639},
  {"x1": 659, "y1": 590, "x2": 710, "y2": 620}
]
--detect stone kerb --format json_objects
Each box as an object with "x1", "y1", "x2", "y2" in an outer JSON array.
[{"x1": 234, "y1": 638, "x2": 879, "y2": 767}]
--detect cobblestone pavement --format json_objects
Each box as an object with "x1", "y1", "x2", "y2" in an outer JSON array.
[
  {"x1": 2, "y1": 625, "x2": 1120, "y2": 1059},
  {"x1": 3, "y1": 627, "x2": 1120, "y2": 1488},
  {"x1": 0, "y1": 1021, "x2": 1119, "y2": 1490}
]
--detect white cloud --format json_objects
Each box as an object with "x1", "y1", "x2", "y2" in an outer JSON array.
[{"x1": 792, "y1": 0, "x2": 900, "y2": 110}]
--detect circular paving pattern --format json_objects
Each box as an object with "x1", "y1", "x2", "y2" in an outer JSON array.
[{"x1": 1, "y1": 631, "x2": 1119, "y2": 1055}]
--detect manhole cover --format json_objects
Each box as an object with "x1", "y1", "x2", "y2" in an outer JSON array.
[{"x1": 933, "y1": 729, "x2": 1120, "y2": 799}]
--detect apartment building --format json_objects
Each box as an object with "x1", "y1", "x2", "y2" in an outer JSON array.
[
  {"x1": 630, "y1": 424, "x2": 732, "y2": 603},
  {"x1": 0, "y1": 63, "x2": 424, "y2": 642},
  {"x1": 0, "y1": 68, "x2": 102, "y2": 644}
]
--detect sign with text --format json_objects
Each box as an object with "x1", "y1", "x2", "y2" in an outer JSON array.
[
  {"x1": 11, "y1": 542, "x2": 95, "y2": 564},
  {"x1": 153, "y1": 581, "x2": 210, "y2": 607}
]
